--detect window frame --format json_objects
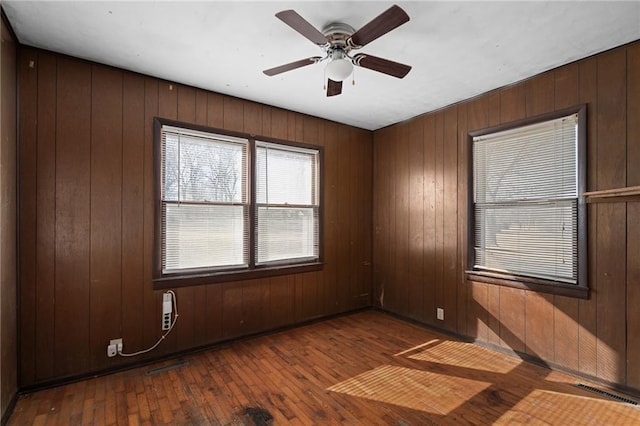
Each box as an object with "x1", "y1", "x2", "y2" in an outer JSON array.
[
  {"x1": 153, "y1": 117, "x2": 323, "y2": 289},
  {"x1": 466, "y1": 105, "x2": 588, "y2": 299}
]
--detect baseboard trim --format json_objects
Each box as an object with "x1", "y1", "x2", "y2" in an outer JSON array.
[
  {"x1": 375, "y1": 306, "x2": 640, "y2": 400},
  {"x1": 18, "y1": 306, "x2": 370, "y2": 394},
  {"x1": 1, "y1": 390, "x2": 19, "y2": 426}
]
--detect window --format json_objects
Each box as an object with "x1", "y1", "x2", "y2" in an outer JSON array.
[
  {"x1": 256, "y1": 141, "x2": 320, "y2": 265},
  {"x1": 154, "y1": 118, "x2": 322, "y2": 287},
  {"x1": 468, "y1": 106, "x2": 587, "y2": 298}
]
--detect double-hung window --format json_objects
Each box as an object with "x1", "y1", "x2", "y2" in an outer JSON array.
[
  {"x1": 154, "y1": 118, "x2": 322, "y2": 287},
  {"x1": 256, "y1": 141, "x2": 320, "y2": 265},
  {"x1": 469, "y1": 106, "x2": 587, "y2": 298}
]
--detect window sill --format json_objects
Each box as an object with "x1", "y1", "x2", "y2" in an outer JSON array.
[
  {"x1": 154, "y1": 262, "x2": 323, "y2": 289},
  {"x1": 466, "y1": 270, "x2": 589, "y2": 299}
]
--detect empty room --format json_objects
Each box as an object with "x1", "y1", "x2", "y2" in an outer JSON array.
[{"x1": 1, "y1": 1, "x2": 640, "y2": 425}]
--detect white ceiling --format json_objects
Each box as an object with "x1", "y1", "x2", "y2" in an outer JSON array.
[{"x1": 4, "y1": 1, "x2": 640, "y2": 130}]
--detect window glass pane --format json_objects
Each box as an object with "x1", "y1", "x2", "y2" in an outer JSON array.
[
  {"x1": 256, "y1": 144, "x2": 317, "y2": 205},
  {"x1": 162, "y1": 131, "x2": 246, "y2": 203},
  {"x1": 472, "y1": 113, "x2": 579, "y2": 284},
  {"x1": 474, "y1": 201, "x2": 577, "y2": 283},
  {"x1": 162, "y1": 204, "x2": 247, "y2": 272},
  {"x1": 475, "y1": 118, "x2": 577, "y2": 203},
  {"x1": 256, "y1": 207, "x2": 318, "y2": 264}
]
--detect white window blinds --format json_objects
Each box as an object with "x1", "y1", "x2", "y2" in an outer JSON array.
[
  {"x1": 473, "y1": 114, "x2": 579, "y2": 283},
  {"x1": 255, "y1": 141, "x2": 320, "y2": 265},
  {"x1": 161, "y1": 125, "x2": 249, "y2": 273}
]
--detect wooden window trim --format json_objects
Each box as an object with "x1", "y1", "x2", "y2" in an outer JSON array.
[
  {"x1": 466, "y1": 104, "x2": 588, "y2": 299},
  {"x1": 153, "y1": 117, "x2": 324, "y2": 289}
]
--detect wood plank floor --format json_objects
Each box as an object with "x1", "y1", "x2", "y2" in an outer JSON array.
[{"x1": 9, "y1": 311, "x2": 640, "y2": 425}]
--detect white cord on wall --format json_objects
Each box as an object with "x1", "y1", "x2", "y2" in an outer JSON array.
[{"x1": 118, "y1": 290, "x2": 179, "y2": 357}]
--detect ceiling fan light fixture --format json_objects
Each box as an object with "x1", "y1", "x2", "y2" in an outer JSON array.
[{"x1": 325, "y1": 58, "x2": 353, "y2": 81}]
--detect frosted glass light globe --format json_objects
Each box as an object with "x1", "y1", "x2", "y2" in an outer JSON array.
[{"x1": 325, "y1": 58, "x2": 353, "y2": 81}]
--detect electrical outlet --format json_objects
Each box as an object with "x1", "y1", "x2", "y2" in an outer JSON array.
[
  {"x1": 107, "y1": 338, "x2": 122, "y2": 357},
  {"x1": 162, "y1": 292, "x2": 173, "y2": 331},
  {"x1": 107, "y1": 343, "x2": 117, "y2": 357},
  {"x1": 437, "y1": 308, "x2": 444, "y2": 321}
]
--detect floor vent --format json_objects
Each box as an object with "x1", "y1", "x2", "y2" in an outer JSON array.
[
  {"x1": 576, "y1": 383, "x2": 639, "y2": 406},
  {"x1": 145, "y1": 359, "x2": 190, "y2": 375}
]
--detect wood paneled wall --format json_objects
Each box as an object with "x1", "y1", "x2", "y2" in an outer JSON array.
[
  {"x1": 18, "y1": 48, "x2": 373, "y2": 387},
  {"x1": 373, "y1": 40, "x2": 640, "y2": 391},
  {"x1": 0, "y1": 13, "x2": 17, "y2": 419}
]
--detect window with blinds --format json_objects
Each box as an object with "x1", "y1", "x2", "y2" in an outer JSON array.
[
  {"x1": 255, "y1": 141, "x2": 320, "y2": 265},
  {"x1": 155, "y1": 118, "x2": 323, "y2": 285},
  {"x1": 472, "y1": 112, "x2": 583, "y2": 285},
  {"x1": 160, "y1": 124, "x2": 249, "y2": 273}
]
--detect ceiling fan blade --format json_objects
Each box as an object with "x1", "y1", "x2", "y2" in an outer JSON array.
[
  {"x1": 353, "y1": 54, "x2": 411, "y2": 79},
  {"x1": 327, "y1": 79, "x2": 342, "y2": 97},
  {"x1": 263, "y1": 57, "x2": 322, "y2": 76},
  {"x1": 276, "y1": 10, "x2": 328, "y2": 46},
  {"x1": 348, "y1": 5, "x2": 409, "y2": 48}
]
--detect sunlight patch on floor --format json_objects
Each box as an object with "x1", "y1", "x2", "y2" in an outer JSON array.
[
  {"x1": 327, "y1": 364, "x2": 491, "y2": 414},
  {"x1": 406, "y1": 339, "x2": 521, "y2": 374},
  {"x1": 495, "y1": 389, "x2": 640, "y2": 425}
]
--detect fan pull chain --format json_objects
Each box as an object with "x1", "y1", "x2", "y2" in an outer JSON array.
[
  {"x1": 323, "y1": 67, "x2": 326, "y2": 91},
  {"x1": 352, "y1": 66, "x2": 356, "y2": 86}
]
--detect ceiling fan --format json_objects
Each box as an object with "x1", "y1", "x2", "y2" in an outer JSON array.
[{"x1": 263, "y1": 4, "x2": 412, "y2": 97}]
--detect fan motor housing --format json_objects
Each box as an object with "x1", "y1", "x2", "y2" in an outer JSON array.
[{"x1": 322, "y1": 22, "x2": 355, "y2": 49}]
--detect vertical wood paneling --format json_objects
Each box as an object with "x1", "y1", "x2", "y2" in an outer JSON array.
[
  {"x1": 90, "y1": 65, "x2": 123, "y2": 369},
  {"x1": 18, "y1": 48, "x2": 38, "y2": 385},
  {"x1": 456, "y1": 102, "x2": 468, "y2": 335},
  {"x1": 578, "y1": 57, "x2": 598, "y2": 376},
  {"x1": 523, "y1": 73, "x2": 555, "y2": 362},
  {"x1": 395, "y1": 123, "x2": 410, "y2": 315},
  {"x1": 553, "y1": 62, "x2": 580, "y2": 371},
  {"x1": 443, "y1": 106, "x2": 458, "y2": 331},
  {"x1": 157, "y1": 82, "x2": 178, "y2": 354},
  {"x1": 383, "y1": 126, "x2": 397, "y2": 312},
  {"x1": 223, "y1": 97, "x2": 243, "y2": 132},
  {"x1": 206, "y1": 92, "x2": 223, "y2": 128},
  {"x1": 468, "y1": 282, "x2": 488, "y2": 341},
  {"x1": 54, "y1": 57, "x2": 92, "y2": 376},
  {"x1": 121, "y1": 73, "x2": 145, "y2": 354},
  {"x1": 422, "y1": 115, "x2": 436, "y2": 324},
  {"x1": 300, "y1": 117, "x2": 320, "y2": 319},
  {"x1": 242, "y1": 281, "x2": 262, "y2": 334},
  {"x1": 554, "y1": 296, "x2": 580, "y2": 370},
  {"x1": 627, "y1": 42, "x2": 640, "y2": 389},
  {"x1": 499, "y1": 287, "x2": 525, "y2": 352},
  {"x1": 175, "y1": 85, "x2": 197, "y2": 352},
  {"x1": 524, "y1": 293, "x2": 554, "y2": 361},
  {"x1": 595, "y1": 49, "x2": 627, "y2": 384},
  {"x1": 434, "y1": 113, "x2": 445, "y2": 320},
  {"x1": 336, "y1": 125, "x2": 351, "y2": 312},
  {"x1": 34, "y1": 52, "x2": 57, "y2": 382},
  {"x1": 323, "y1": 121, "x2": 339, "y2": 312},
  {"x1": 0, "y1": 18, "x2": 17, "y2": 414},
  {"x1": 142, "y1": 78, "x2": 159, "y2": 353},
  {"x1": 554, "y1": 63, "x2": 579, "y2": 109},
  {"x1": 269, "y1": 275, "x2": 294, "y2": 328},
  {"x1": 243, "y1": 101, "x2": 261, "y2": 135},
  {"x1": 222, "y1": 282, "x2": 243, "y2": 339},
  {"x1": 500, "y1": 83, "x2": 525, "y2": 123},
  {"x1": 359, "y1": 129, "x2": 373, "y2": 308},
  {"x1": 349, "y1": 127, "x2": 363, "y2": 309},
  {"x1": 525, "y1": 72, "x2": 554, "y2": 117},
  {"x1": 466, "y1": 97, "x2": 488, "y2": 340},
  {"x1": 408, "y1": 118, "x2": 424, "y2": 320}
]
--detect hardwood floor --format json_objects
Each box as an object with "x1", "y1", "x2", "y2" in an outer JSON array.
[{"x1": 9, "y1": 311, "x2": 640, "y2": 425}]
